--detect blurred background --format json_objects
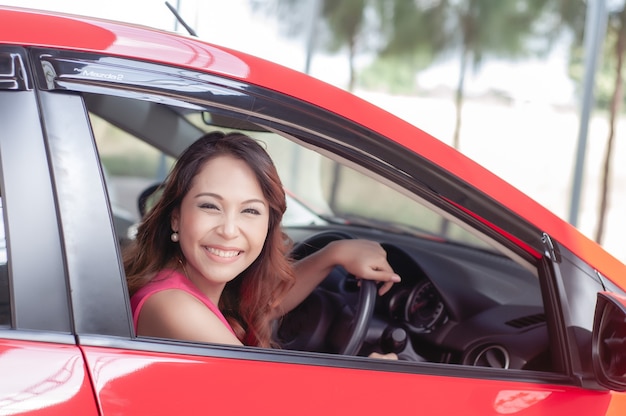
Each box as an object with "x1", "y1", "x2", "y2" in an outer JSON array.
[{"x1": 3, "y1": 0, "x2": 625, "y2": 265}]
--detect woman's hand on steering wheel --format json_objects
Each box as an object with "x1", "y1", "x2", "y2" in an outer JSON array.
[
  {"x1": 369, "y1": 352, "x2": 399, "y2": 360},
  {"x1": 325, "y1": 239, "x2": 401, "y2": 295}
]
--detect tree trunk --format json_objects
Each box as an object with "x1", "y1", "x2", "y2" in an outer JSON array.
[
  {"x1": 595, "y1": 11, "x2": 626, "y2": 244},
  {"x1": 347, "y1": 36, "x2": 356, "y2": 92},
  {"x1": 452, "y1": 48, "x2": 468, "y2": 150}
]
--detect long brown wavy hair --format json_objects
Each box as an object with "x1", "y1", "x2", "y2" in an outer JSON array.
[{"x1": 124, "y1": 131, "x2": 295, "y2": 347}]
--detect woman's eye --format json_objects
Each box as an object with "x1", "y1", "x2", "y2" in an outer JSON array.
[
  {"x1": 199, "y1": 203, "x2": 219, "y2": 210},
  {"x1": 243, "y1": 207, "x2": 261, "y2": 215}
]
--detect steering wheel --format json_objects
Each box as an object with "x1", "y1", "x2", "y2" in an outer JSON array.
[
  {"x1": 277, "y1": 231, "x2": 377, "y2": 356},
  {"x1": 341, "y1": 275, "x2": 377, "y2": 355}
]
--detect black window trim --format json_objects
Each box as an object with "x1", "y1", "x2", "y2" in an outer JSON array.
[
  {"x1": 30, "y1": 48, "x2": 546, "y2": 257},
  {"x1": 37, "y1": 89, "x2": 133, "y2": 338},
  {"x1": 0, "y1": 45, "x2": 71, "y2": 333}
]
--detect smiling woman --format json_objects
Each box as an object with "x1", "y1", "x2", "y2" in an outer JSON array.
[
  {"x1": 123, "y1": 131, "x2": 400, "y2": 350},
  {"x1": 124, "y1": 132, "x2": 292, "y2": 348}
]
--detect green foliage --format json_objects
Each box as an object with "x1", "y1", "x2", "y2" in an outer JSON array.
[
  {"x1": 565, "y1": 5, "x2": 626, "y2": 112},
  {"x1": 100, "y1": 154, "x2": 166, "y2": 178},
  {"x1": 358, "y1": 56, "x2": 419, "y2": 94},
  {"x1": 321, "y1": 0, "x2": 368, "y2": 53},
  {"x1": 388, "y1": 0, "x2": 560, "y2": 69},
  {"x1": 91, "y1": 114, "x2": 174, "y2": 179},
  {"x1": 256, "y1": 0, "x2": 589, "y2": 100},
  {"x1": 551, "y1": 0, "x2": 587, "y2": 44}
]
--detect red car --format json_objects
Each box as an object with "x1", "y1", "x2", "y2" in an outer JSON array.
[{"x1": 1, "y1": 6, "x2": 626, "y2": 415}]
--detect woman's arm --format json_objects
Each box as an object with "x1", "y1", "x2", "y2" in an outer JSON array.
[{"x1": 275, "y1": 239, "x2": 400, "y2": 317}]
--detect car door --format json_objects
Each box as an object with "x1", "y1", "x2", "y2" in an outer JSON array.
[
  {"x1": 29, "y1": 47, "x2": 624, "y2": 415},
  {"x1": 0, "y1": 47, "x2": 99, "y2": 415}
]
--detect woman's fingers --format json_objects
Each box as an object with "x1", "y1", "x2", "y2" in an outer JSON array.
[
  {"x1": 369, "y1": 352, "x2": 398, "y2": 360},
  {"x1": 336, "y1": 239, "x2": 401, "y2": 294},
  {"x1": 357, "y1": 268, "x2": 400, "y2": 295},
  {"x1": 378, "y1": 280, "x2": 395, "y2": 296}
]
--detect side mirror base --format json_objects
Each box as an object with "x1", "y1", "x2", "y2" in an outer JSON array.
[{"x1": 592, "y1": 291, "x2": 626, "y2": 391}]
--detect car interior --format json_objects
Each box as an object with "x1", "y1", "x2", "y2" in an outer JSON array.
[{"x1": 82, "y1": 90, "x2": 555, "y2": 373}]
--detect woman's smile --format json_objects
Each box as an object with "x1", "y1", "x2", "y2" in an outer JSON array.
[{"x1": 204, "y1": 245, "x2": 243, "y2": 260}]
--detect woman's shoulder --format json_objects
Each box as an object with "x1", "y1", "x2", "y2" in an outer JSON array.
[
  {"x1": 131, "y1": 269, "x2": 238, "y2": 341},
  {"x1": 130, "y1": 269, "x2": 187, "y2": 314},
  {"x1": 133, "y1": 269, "x2": 186, "y2": 293},
  {"x1": 136, "y1": 288, "x2": 241, "y2": 344}
]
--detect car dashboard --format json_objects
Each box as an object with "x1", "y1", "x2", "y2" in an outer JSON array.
[{"x1": 280, "y1": 225, "x2": 552, "y2": 372}]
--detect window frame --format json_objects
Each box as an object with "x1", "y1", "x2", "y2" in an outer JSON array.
[
  {"x1": 0, "y1": 46, "x2": 70, "y2": 335},
  {"x1": 28, "y1": 47, "x2": 587, "y2": 386}
]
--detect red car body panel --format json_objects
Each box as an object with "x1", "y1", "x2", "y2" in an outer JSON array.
[
  {"x1": 82, "y1": 345, "x2": 614, "y2": 416},
  {"x1": 2, "y1": 6, "x2": 624, "y2": 290},
  {"x1": 2, "y1": 6, "x2": 626, "y2": 415},
  {"x1": 0, "y1": 339, "x2": 99, "y2": 415}
]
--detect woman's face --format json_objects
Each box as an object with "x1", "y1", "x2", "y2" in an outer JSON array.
[{"x1": 171, "y1": 155, "x2": 270, "y2": 299}]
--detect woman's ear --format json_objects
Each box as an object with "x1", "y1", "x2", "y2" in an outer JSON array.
[{"x1": 170, "y1": 207, "x2": 180, "y2": 232}]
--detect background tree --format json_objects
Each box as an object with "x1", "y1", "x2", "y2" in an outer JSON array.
[
  {"x1": 359, "y1": 0, "x2": 445, "y2": 93},
  {"x1": 253, "y1": 0, "x2": 620, "y2": 245},
  {"x1": 595, "y1": 6, "x2": 626, "y2": 244},
  {"x1": 559, "y1": 0, "x2": 625, "y2": 245},
  {"x1": 378, "y1": 0, "x2": 559, "y2": 149},
  {"x1": 253, "y1": 0, "x2": 383, "y2": 92}
]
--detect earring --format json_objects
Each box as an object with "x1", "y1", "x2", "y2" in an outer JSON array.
[{"x1": 171, "y1": 231, "x2": 179, "y2": 242}]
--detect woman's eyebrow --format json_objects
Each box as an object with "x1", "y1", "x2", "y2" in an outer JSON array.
[
  {"x1": 193, "y1": 192, "x2": 221, "y2": 200},
  {"x1": 194, "y1": 192, "x2": 266, "y2": 206}
]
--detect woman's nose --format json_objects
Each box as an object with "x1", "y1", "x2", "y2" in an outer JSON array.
[{"x1": 217, "y1": 213, "x2": 239, "y2": 238}]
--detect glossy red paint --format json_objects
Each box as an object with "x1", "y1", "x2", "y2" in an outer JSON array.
[
  {"x1": 2, "y1": 6, "x2": 623, "y2": 290},
  {"x1": 81, "y1": 345, "x2": 615, "y2": 415},
  {"x1": 0, "y1": 339, "x2": 99, "y2": 415}
]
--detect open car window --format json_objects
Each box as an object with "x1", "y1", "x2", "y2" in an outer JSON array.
[
  {"x1": 29, "y1": 46, "x2": 563, "y2": 376},
  {"x1": 93, "y1": 100, "x2": 508, "y2": 254},
  {"x1": 85, "y1": 89, "x2": 552, "y2": 373}
]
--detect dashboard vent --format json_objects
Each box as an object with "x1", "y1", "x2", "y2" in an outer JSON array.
[
  {"x1": 505, "y1": 313, "x2": 546, "y2": 329},
  {"x1": 473, "y1": 345, "x2": 510, "y2": 369}
]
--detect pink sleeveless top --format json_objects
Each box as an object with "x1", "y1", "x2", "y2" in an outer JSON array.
[{"x1": 130, "y1": 269, "x2": 235, "y2": 335}]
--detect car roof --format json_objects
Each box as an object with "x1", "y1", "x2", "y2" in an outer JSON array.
[{"x1": 2, "y1": 5, "x2": 624, "y2": 285}]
